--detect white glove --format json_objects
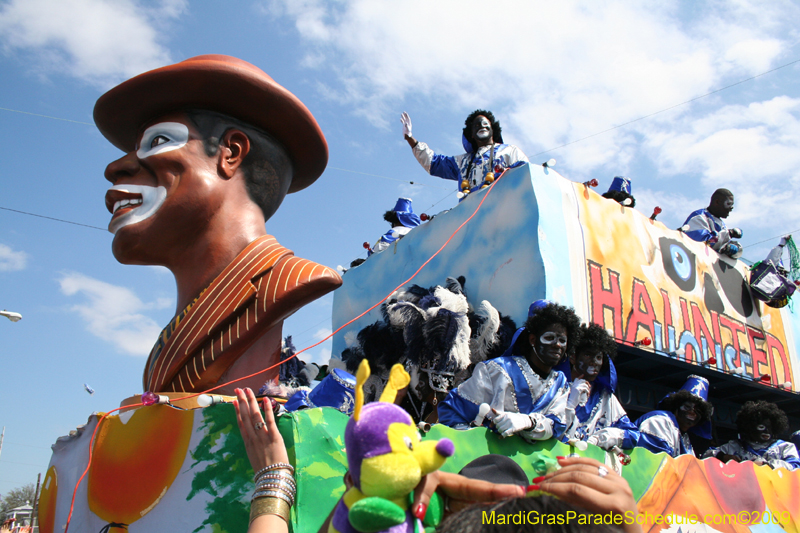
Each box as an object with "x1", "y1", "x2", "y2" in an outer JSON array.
[
  {"x1": 522, "y1": 413, "x2": 554, "y2": 441},
  {"x1": 587, "y1": 428, "x2": 623, "y2": 450},
  {"x1": 493, "y1": 410, "x2": 533, "y2": 437},
  {"x1": 567, "y1": 379, "x2": 591, "y2": 409},
  {"x1": 400, "y1": 112, "x2": 413, "y2": 137}
]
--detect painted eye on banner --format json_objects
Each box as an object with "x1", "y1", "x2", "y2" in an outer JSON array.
[{"x1": 660, "y1": 237, "x2": 696, "y2": 292}]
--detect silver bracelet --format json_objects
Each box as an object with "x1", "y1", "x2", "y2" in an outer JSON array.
[
  {"x1": 255, "y1": 482, "x2": 296, "y2": 496},
  {"x1": 255, "y1": 472, "x2": 296, "y2": 488},
  {"x1": 252, "y1": 489, "x2": 293, "y2": 506},
  {"x1": 253, "y1": 462, "x2": 294, "y2": 481},
  {"x1": 254, "y1": 486, "x2": 295, "y2": 505}
]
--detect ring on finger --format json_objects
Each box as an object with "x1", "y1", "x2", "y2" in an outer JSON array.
[
  {"x1": 598, "y1": 466, "x2": 609, "y2": 478},
  {"x1": 254, "y1": 421, "x2": 265, "y2": 431}
]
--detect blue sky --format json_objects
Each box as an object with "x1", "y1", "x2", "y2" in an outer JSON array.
[{"x1": 1, "y1": 0, "x2": 799, "y2": 495}]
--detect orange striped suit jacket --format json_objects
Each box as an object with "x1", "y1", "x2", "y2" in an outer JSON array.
[{"x1": 143, "y1": 235, "x2": 342, "y2": 393}]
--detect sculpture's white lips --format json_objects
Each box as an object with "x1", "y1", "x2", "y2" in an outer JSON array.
[{"x1": 105, "y1": 184, "x2": 167, "y2": 234}]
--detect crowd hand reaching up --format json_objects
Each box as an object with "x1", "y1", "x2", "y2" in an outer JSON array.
[
  {"x1": 234, "y1": 387, "x2": 290, "y2": 533},
  {"x1": 567, "y1": 379, "x2": 591, "y2": 409},
  {"x1": 317, "y1": 468, "x2": 526, "y2": 533},
  {"x1": 536, "y1": 456, "x2": 642, "y2": 533},
  {"x1": 412, "y1": 470, "x2": 526, "y2": 522},
  {"x1": 234, "y1": 387, "x2": 289, "y2": 472}
]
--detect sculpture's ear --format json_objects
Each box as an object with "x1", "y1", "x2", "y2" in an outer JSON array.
[
  {"x1": 354, "y1": 359, "x2": 371, "y2": 422},
  {"x1": 218, "y1": 129, "x2": 251, "y2": 179},
  {"x1": 379, "y1": 364, "x2": 411, "y2": 404}
]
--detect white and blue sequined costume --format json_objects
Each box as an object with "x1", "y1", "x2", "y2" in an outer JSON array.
[
  {"x1": 682, "y1": 208, "x2": 731, "y2": 252},
  {"x1": 562, "y1": 360, "x2": 638, "y2": 444},
  {"x1": 703, "y1": 439, "x2": 800, "y2": 470},
  {"x1": 370, "y1": 225, "x2": 412, "y2": 256},
  {"x1": 633, "y1": 410, "x2": 694, "y2": 457},
  {"x1": 412, "y1": 142, "x2": 529, "y2": 194},
  {"x1": 437, "y1": 354, "x2": 570, "y2": 441}
]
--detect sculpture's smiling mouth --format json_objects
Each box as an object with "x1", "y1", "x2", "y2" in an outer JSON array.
[
  {"x1": 106, "y1": 189, "x2": 143, "y2": 215},
  {"x1": 105, "y1": 184, "x2": 167, "y2": 234}
]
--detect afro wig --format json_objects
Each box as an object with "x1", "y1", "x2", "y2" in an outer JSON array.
[
  {"x1": 462, "y1": 109, "x2": 504, "y2": 153},
  {"x1": 523, "y1": 303, "x2": 582, "y2": 357},
  {"x1": 573, "y1": 323, "x2": 617, "y2": 375},
  {"x1": 658, "y1": 389, "x2": 713, "y2": 424},
  {"x1": 601, "y1": 190, "x2": 636, "y2": 208},
  {"x1": 736, "y1": 400, "x2": 789, "y2": 438}
]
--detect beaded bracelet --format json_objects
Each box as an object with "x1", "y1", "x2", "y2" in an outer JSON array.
[
  {"x1": 253, "y1": 489, "x2": 294, "y2": 506},
  {"x1": 255, "y1": 472, "x2": 296, "y2": 488},
  {"x1": 255, "y1": 478, "x2": 295, "y2": 490},
  {"x1": 250, "y1": 496, "x2": 291, "y2": 525},
  {"x1": 253, "y1": 483, "x2": 297, "y2": 498},
  {"x1": 253, "y1": 462, "x2": 294, "y2": 481}
]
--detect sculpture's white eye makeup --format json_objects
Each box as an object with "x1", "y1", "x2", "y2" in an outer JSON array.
[{"x1": 136, "y1": 122, "x2": 189, "y2": 159}]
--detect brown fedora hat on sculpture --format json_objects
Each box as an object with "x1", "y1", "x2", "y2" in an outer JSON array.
[{"x1": 93, "y1": 54, "x2": 327, "y2": 193}]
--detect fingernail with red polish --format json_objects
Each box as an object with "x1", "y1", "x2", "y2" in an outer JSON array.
[
  {"x1": 531, "y1": 476, "x2": 545, "y2": 483},
  {"x1": 414, "y1": 503, "x2": 427, "y2": 520},
  {"x1": 527, "y1": 484, "x2": 540, "y2": 492},
  {"x1": 556, "y1": 456, "x2": 565, "y2": 460}
]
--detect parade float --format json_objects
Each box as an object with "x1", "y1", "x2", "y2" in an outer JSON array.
[{"x1": 38, "y1": 54, "x2": 800, "y2": 533}]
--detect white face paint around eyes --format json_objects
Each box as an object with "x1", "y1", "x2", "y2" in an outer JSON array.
[
  {"x1": 540, "y1": 332, "x2": 568, "y2": 347},
  {"x1": 136, "y1": 122, "x2": 190, "y2": 159},
  {"x1": 108, "y1": 184, "x2": 167, "y2": 234}
]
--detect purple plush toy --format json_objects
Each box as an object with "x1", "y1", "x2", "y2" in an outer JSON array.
[{"x1": 329, "y1": 360, "x2": 454, "y2": 533}]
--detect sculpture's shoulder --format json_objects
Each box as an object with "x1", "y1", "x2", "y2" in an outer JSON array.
[
  {"x1": 144, "y1": 235, "x2": 342, "y2": 393},
  {"x1": 264, "y1": 242, "x2": 343, "y2": 316}
]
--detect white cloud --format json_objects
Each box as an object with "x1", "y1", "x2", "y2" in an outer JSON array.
[
  {"x1": 313, "y1": 327, "x2": 332, "y2": 341},
  {"x1": 266, "y1": 0, "x2": 800, "y2": 251},
  {"x1": 647, "y1": 96, "x2": 800, "y2": 226},
  {"x1": 0, "y1": 243, "x2": 28, "y2": 271},
  {"x1": 59, "y1": 272, "x2": 167, "y2": 356},
  {"x1": 0, "y1": 0, "x2": 186, "y2": 86}
]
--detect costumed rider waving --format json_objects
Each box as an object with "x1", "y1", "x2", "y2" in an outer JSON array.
[
  {"x1": 703, "y1": 400, "x2": 800, "y2": 470},
  {"x1": 437, "y1": 301, "x2": 577, "y2": 442},
  {"x1": 561, "y1": 323, "x2": 638, "y2": 448},
  {"x1": 368, "y1": 197, "x2": 421, "y2": 257},
  {"x1": 401, "y1": 110, "x2": 529, "y2": 200},
  {"x1": 633, "y1": 375, "x2": 714, "y2": 457},
  {"x1": 681, "y1": 188, "x2": 743, "y2": 259}
]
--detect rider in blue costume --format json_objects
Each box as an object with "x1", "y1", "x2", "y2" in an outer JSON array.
[
  {"x1": 368, "y1": 197, "x2": 421, "y2": 257},
  {"x1": 437, "y1": 301, "x2": 578, "y2": 442},
  {"x1": 560, "y1": 323, "x2": 638, "y2": 447},
  {"x1": 704, "y1": 400, "x2": 800, "y2": 470},
  {"x1": 631, "y1": 375, "x2": 714, "y2": 457},
  {"x1": 682, "y1": 188, "x2": 743, "y2": 259},
  {"x1": 401, "y1": 110, "x2": 529, "y2": 199}
]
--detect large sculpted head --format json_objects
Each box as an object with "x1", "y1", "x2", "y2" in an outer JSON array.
[{"x1": 94, "y1": 55, "x2": 328, "y2": 267}]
